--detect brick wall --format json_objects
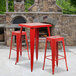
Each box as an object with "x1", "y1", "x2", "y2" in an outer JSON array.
[
  {"x1": 5, "y1": 12, "x2": 76, "y2": 47},
  {"x1": 59, "y1": 15, "x2": 76, "y2": 46},
  {"x1": 0, "y1": 14, "x2": 6, "y2": 24}
]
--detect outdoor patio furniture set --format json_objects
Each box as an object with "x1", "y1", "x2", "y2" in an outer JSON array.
[{"x1": 9, "y1": 23, "x2": 68, "y2": 74}]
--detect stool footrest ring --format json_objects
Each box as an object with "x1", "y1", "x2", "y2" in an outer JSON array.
[{"x1": 46, "y1": 54, "x2": 65, "y2": 61}]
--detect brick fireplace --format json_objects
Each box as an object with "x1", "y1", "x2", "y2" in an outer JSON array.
[
  {"x1": 0, "y1": 28, "x2": 4, "y2": 42},
  {"x1": 4, "y1": 0, "x2": 62, "y2": 48},
  {"x1": 0, "y1": 0, "x2": 75, "y2": 48},
  {"x1": 5, "y1": 12, "x2": 62, "y2": 48}
]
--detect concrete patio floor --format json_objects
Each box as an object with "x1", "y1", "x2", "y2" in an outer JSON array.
[{"x1": 0, "y1": 46, "x2": 76, "y2": 76}]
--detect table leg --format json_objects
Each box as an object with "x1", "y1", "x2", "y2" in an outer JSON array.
[
  {"x1": 56, "y1": 42, "x2": 58, "y2": 67},
  {"x1": 35, "y1": 28, "x2": 39, "y2": 60},
  {"x1": 30, "y1": 28, "x2": 35, "y2": 72},
  {"x1": 15, "y1": 27, "x2": 23, "y2": 64},
  {"x1": 47, "y1": 27, "x2": 52, "y2": 56},
  {"x1": 20, "y1": 35, "x2": 22, "y2": 56},
  {"x1": 47, "y1": 27, "x2": 51, "y2": 36},
  {"x1": 15, "y1": 34, "x2": 20, "y2": 64}
]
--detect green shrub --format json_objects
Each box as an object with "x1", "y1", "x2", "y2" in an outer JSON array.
[
  {"x1": 70, "y1": 0, "x2": 76, "y2": 7},
  {"x1": 8, "y1": 0, "x2": 14, "y2": 12},
  {"x1": 25, "y1": 0, "x2": 34, "y2": 12},
  {"x1": 56, "y1": 0, "x2": 76, "y2": 14},
  {"x1": 0, "y1": 0, "x2": 6, "y2": 13},
  {"x1": 0, "y1": 0, "x2": 76, "y2": 14}
]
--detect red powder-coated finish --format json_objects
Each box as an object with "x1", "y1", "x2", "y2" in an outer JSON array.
[
  {"x1": 9, "y1": 31, "x2": 30, "y2": 64},
  {"x1": 17, "y1": 23, "x2": 52, "y2": 72},
  {"x1": 19, "y1": 23, "x2": 52, "y2": 28},
  {"x1": 43, "y1": 36, "x2": 68, "y2": 74}
]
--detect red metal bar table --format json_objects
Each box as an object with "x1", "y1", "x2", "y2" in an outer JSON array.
[{"x1": 16, "y1": 23, "x2": 52, "y2": 72}]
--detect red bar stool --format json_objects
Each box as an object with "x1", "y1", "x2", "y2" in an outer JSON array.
[
  {"x1": 9, "y1": 31, "x2": 30, "y2": 61},
  {"x1": 43, "y1": 36, "x2": 68, "y2": 74}
]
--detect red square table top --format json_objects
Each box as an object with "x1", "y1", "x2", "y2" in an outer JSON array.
[{"x1": 19, "y1": 23, "x2": 52, "y2": 28}]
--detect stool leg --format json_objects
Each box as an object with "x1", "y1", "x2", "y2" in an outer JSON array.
[
  {"x1": 9, "y1": 35, "x2": 13, "y2": 59},
  {"x1": 51, "y1": 40, "x2": 56, "y2": 75},
  {"x1": 25, "y1": 33, "x2": 30, "y2": 60},
  {"x1": 20, "y1": 35, "x2": 22, "y2": 56},
  {"x1": 43, "y1": 39, "x2": 47, "y2": 70},
  {"x1": 56, "y1": 42, "x2": 58, "y2": 67},
  {"x1": 62, "y1": 40, "x2": 68, "y2": 71}
]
